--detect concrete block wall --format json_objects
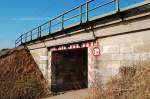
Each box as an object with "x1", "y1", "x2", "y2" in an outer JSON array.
[
  {"x1": 28, "y1": 30, "x2": 150, "y2": 90},
  {"x1": 29, "y1": 48, "x2": 48, "y2": 80},
  {"x1": 28, "y1": 29, "x2": 150, "y2": 89},
  {"x1": 95, "y1": 30, "x2": 150, "y2": 84}
]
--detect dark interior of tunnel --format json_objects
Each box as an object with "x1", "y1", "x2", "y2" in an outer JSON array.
[{"x1": 51, "y1": 48, "x2": 88, "y2": 92}]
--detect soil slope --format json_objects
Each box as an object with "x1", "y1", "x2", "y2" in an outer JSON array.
[{"x1": 0, "y1": 47, "x2": 49, "y2": 99}]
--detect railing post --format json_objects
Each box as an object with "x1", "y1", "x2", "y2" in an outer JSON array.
[
  {"x1": 80, "y1": 3, "x2": 82, "y2": 23},
  {"x1": 116, "y1": 0, "x2": 120, "y2": 12},
  {"x1": 38, "y1": 26, "x2": 41, "y2": 38},
  {"x1": 38, "y1": 28, "x2": 39, "y2": 38},
  {"x1": 31, "y1": 31, "x2": 32, "y2": 40},
  {"x1": 25, "y1": 33, "x2": 27, "y2": 43},
  {"x1": 49, "y1": 21, "x2": 51, "y2": 34},
  {"x1": 21, "y1": 35, "x2": 23, "y2": 44},
  {"x1": 40, "y1": 26, "x2": 42, "y2": 37},
  {"x1": 62, "y1": 14, "x2": 64, "y2": 29},
  {"x1": 86, "y1": 0, "x2": 89, "y2": 22}
]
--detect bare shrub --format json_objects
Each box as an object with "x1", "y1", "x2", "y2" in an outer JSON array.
[{"x1": 86, "y1": 63, "x2": 150, "y2": 99}]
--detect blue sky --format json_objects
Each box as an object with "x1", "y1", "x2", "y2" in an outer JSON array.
[{"x1": 0, "y1": 0, "x2": 143, "y2": 48}]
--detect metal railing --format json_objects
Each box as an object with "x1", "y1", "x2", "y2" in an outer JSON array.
[{"x1": 15, "y1": 0, "x2": 143, "y2": 46}]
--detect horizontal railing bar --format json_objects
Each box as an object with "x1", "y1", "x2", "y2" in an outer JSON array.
[
  {"x1": 25, "y1": 34, "x2": 33, "y2": 38},
  {"x1": 26, "y1": 35, "x2": 31, "y2": 37},
  {"x1": 88, "y1": 0, "x2": 115, "y2": 13},
  {"x1": 31, "y1": 31, "x2": 39, "y2": 35},
  {"x1": 41, "y1": 27, "x2": 49, "y2": 32},
  {"x1": 63, "y1": 5, "x2": 80, "y2": 15},
  {"x1": 63, "y1": 0, "x2": 94, "y2": 15},
  {"x1": 16, "y1": 36, "x2": 21, "y2": 41},
  {"x1": 30, "y1": 27, "x2": 38, "y2": 32},
  {"x1": 64, "y1": 14, "x2": 80, "y2": 22},
  {"x1": 51, "y1": 21, "x2": 62, "y2": 27},
  {"x1": 16, "y1": 40, "x2": 20, "y2": 44},
  {"x1": 22, "y1": 34, "x2": 27, "y2": 38},
  {"x1": 16, "y1": 38, "x2": 20, "y2": 43},
  {"x1": 39, "y1": 23, "x2": 48, "y2": 28},
  {"x1": 25, "y1": 33, "x2": 29, "y2": 37},
  {"x1": 51, "y1": 15, "x2": 62, "y2": 22},
  {"x1": 23, "y1": 17, "x2": 60, "y2": 37}
]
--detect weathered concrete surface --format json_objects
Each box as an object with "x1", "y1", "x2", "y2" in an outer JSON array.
[
  {"x1": 30, "y1": 48, "x2": 48, "y2": 79},
  {"x1": 26, "y1": 3, "x2": 150, "y2": 91},
  {"x1": 27, "y1": 13, "x2": 150, "y2": 50},
  {"x1": 96, "y1": 30, "x2": 150, "y2": 84}
]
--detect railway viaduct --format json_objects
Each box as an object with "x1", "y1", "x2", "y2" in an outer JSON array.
[{"x1": 15, "y1": 0, "x2": 150, "y2": 92}]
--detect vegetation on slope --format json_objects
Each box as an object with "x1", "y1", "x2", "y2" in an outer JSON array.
[{"x1": 0, "y1": 48, "x2": 49, "y2": 99}]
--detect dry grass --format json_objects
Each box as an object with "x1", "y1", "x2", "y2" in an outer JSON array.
[
  {"x1": 0, "y1": 48, "x2": 49, "y2": 99},
  {"x1": 87, "y1": 63, "x2": 150, "y2": 99}
]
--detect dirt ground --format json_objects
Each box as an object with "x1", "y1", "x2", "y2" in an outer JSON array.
[{"x1": 43, "y1": 89, "x2": 91, "y2": 99}]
